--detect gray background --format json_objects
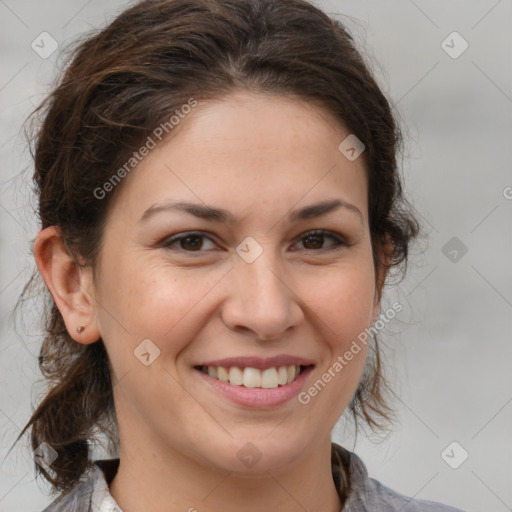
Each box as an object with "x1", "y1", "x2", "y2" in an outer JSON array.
[{"x1": 1, "y1": 1, "x2": 511, "y2": 511}]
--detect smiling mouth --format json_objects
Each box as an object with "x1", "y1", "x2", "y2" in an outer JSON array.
[{"x1": 195, "y1": 364, "x2": 312, "y2": 389}]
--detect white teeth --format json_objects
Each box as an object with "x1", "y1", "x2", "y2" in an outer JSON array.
[
  {"x1": 287, "y1": 365, "x2": 296, "y2": 382},
  {"x1": 201, "y1": 364, "x2": 303, "y2": 388},
  {"x1": 217, "y1": 366, "x2": 229, "y2": 382},
  {"x1": 277, "y1": 366, "x2": 288, "y2": 385},
  {"x1": 261, "y1": 368, "x2": 279, "y2": 389},
  {"x1": 243, "y1": 367, "x2": 261, "y2": 388},
  {"x1": 228, "y1": 366, "x2": 243, "y2": 386}
]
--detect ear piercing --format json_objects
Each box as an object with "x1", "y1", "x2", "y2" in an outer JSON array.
[{"x1": 76, "y1": 326, "x2": 85, "y2": 333}]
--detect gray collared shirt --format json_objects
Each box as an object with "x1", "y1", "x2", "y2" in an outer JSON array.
[{"x1": 41, "y1": 443, "x2": 466, "y2": 512}]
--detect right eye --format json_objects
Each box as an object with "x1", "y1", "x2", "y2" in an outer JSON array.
[{"x1": 160, "y1": 231, "x2": 218, "y2": 252}]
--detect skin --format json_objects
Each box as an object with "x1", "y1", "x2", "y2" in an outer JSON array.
[{"x1": 34, "y1": 90, "x2": 388, "y2": 512}]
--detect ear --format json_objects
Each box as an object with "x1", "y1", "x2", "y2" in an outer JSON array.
[
  {"x1": 372, "y1": 233, "x2": 393, "y2": 323},
  {"x1": 33, "y1": 226, "x2": 101, "y2": 344}
]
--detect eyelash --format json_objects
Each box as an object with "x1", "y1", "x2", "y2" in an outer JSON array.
[{"x1": 159, "y1": 229, "x2": 349, "y2": 254}]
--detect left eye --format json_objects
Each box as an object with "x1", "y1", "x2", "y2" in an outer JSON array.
[
  {"x1": 160, "y1": 230, "x2": 347, "y2": 253},
  {"x1": 293, "y1": 230, "x2": 347, "y2": 252}
]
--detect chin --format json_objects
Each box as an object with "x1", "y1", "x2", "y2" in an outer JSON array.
[{"x1": 197, "y1": 432, "x2": 311, "y2": 476}]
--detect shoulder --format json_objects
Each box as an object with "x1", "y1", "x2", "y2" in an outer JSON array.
[
  {"x1": 331, "y1": 443, "x2": 467, "y2": 512},
  {"x1": 40, "y1": 459, "x2": 120, "y2": 512},
  {"x1": 359, "y1": 476, "x2": 466, "y2": 512}
]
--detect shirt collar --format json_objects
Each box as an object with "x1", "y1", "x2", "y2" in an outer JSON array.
[
  {"x1": 87, "y1": 443, "x2": 371, "y2": 512},
  {"x1": 88, "y1": 459, "x2": 122, "y2": 512}
]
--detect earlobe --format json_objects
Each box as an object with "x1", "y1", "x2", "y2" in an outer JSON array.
[{"x1": 33, "y1": 226, "x2": 101, "y2": 344}]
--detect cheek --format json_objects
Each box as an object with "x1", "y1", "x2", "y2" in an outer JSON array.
[
  {"x1": 97, "y1": 262, "x2": 213, "y2": 417},
  {"x1": 295, "y1": 266, "x2": 373, "y2": 417},
  {"x1": 137, "y1": 272, "x2": 225, "y2": 336},
  {"x1": 294, "y1": 261, "x2": 377, "y2": 344},
  {"x1": 98, "y1": 257, "x2": 221, "y2": 362}
]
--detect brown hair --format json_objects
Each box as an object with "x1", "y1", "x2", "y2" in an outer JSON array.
[{"x1": 13, "y1": 0, "x2": 420, "y2": 500}]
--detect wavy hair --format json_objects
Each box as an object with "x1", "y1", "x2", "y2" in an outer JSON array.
[{"x1": 13, "y1": 0, "x2": 420, "y2": 501}]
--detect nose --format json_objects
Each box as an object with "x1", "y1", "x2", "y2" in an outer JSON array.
[{"x1": 220, "y1": 251, "x2": 303, "y2": 340}]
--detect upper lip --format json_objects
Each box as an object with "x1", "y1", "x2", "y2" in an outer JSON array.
[{"x1": 195, "y1": 355, "x2": 316, "y2": 370}]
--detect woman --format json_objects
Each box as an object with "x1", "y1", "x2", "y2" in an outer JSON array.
[{"x1": 14, "y1": 0, "x2": 466, "y2": 510}]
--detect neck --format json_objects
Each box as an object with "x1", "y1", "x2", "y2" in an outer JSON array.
[{"x1": 108, "y1": 427, "x2": 343, "y2": 512}]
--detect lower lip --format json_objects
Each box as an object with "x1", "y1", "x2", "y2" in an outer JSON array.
[{"x1": 195, "y1": 366, "x2": 314, "y2": 408}]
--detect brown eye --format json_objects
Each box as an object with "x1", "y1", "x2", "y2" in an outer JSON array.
[
  {"x1": 160, "y1": 232, "x2": 217, "y2": 252},
  {"x1": 302, "y1": 233, "x2": 324, "y2": 250},
  {"x1": 179, "y1": 235, "x2": 203, "y2": 251},
  {"x1": 294, "y1": 230, "x2": 347, "y2": 252}
]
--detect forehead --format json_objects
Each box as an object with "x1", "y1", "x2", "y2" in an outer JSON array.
[{"x1": 106, "y1": 90, "x2": 368, "y2": 225}]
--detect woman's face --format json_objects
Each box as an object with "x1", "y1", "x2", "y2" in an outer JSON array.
[{"x1": 91, "y1": 90, "x2": 383, "y2": 473}]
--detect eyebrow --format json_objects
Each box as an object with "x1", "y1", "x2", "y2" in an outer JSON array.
[{"x1": 138, "y1": 198, "x2": 363, "y2": 225}]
